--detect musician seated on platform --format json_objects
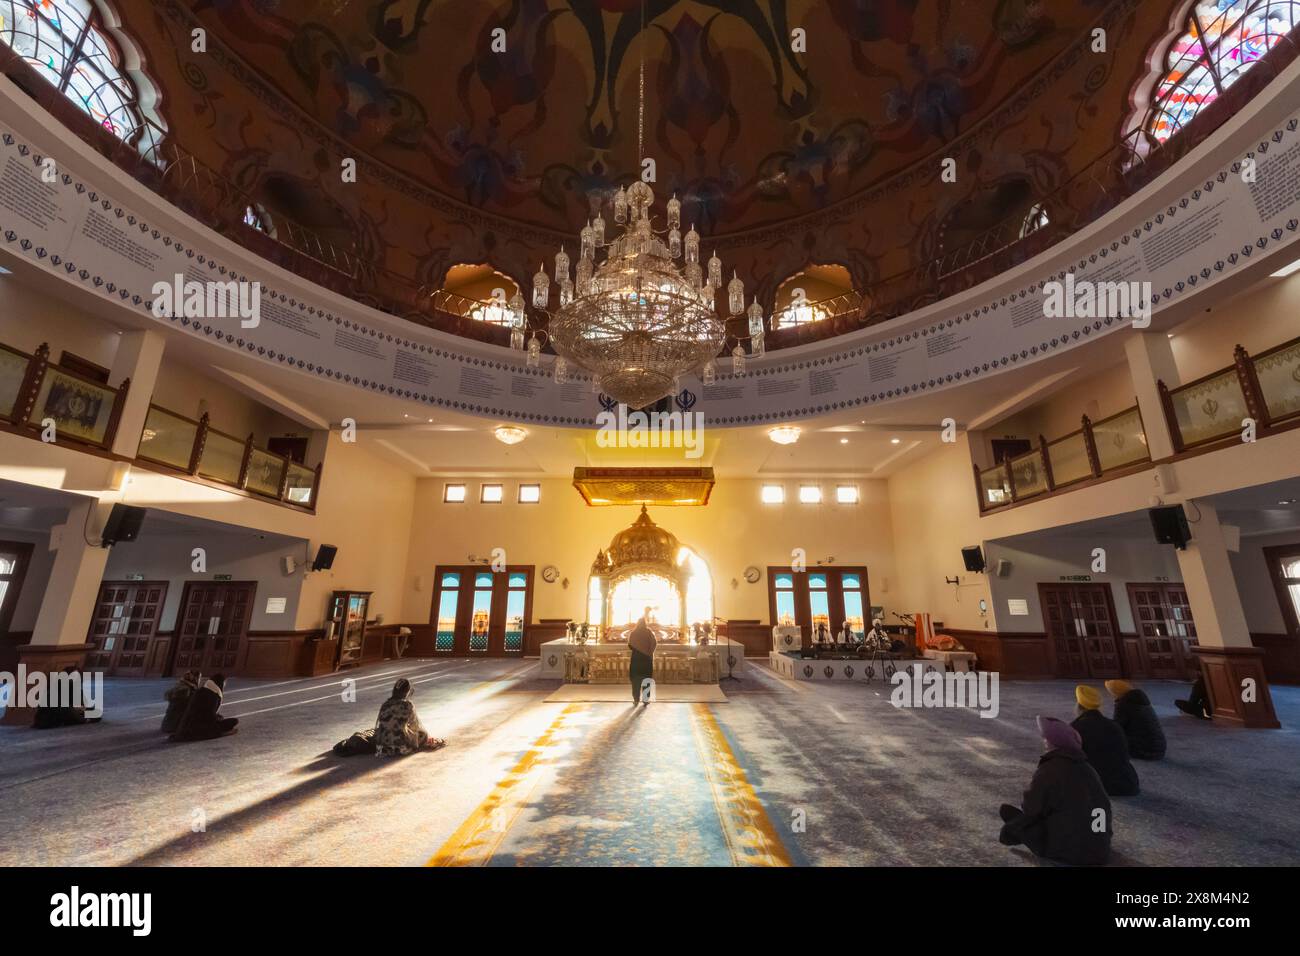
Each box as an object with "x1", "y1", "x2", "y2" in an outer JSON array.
[{"x1": 865, "y1": 618, "x2": 904, "y2": 655}]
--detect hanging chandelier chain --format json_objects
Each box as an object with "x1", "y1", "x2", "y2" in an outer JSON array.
[{"x1": 514, "y1": 0, "x2": 765, "y2": 407}]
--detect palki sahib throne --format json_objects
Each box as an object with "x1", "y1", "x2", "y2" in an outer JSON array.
[{"x1": 537, "y1": 506, "x2": 742, "y2": 684}]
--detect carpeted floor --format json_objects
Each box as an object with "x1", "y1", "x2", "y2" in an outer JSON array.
[{"x1": 1, "y1": 658, "x2": 1297, "y2": 866}]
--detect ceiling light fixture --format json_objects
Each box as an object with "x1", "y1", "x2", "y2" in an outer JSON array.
[
  {"x1": 493, "y1": 425, "x2": 528, "y2": 445},
  {"x1": 890, "y1": 438, "x2": 901, "y2": 444},
  {"x1": 507, "y1": 1, "x2": 762, "y2": 408},
  {"x1": 768, "y1": 425, "x2": 801, "y2": 445}
]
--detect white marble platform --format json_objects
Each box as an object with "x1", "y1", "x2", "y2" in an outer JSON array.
[
  {"x1": 538, "y1": 638, "x2": 744, "y2": 682},
  {"x1": 769, "y1": 651, "x2": 943, "y2": 683}
]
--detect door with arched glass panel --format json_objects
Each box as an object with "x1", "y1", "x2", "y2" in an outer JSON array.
[
  {"x1": 767, "y1": 566, "x2": 871, "y2": 648},
  {"x1": 429, "y1": 565, "x2": 533, "y2": 655}
]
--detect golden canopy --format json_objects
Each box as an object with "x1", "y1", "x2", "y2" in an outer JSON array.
[{"x1": 593, "y1": 505, "x2": 685, "y2": 588}]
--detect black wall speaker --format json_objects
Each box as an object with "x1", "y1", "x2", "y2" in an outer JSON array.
[
  {"x1": 101, "y1": 505, "x2": 146, "y2": 547},
  {"x1": 1149, "y1": 505, "x2": 1192, "y2": 550},
  {"x1": 961, "y1": 545, "x2": 986, "y2": 573},
  {"x1": 312, "y1": 544, "x2": 338, "y2": 571}
]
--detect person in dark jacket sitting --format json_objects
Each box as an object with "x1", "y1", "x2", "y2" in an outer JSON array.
[
  {"x1": 1175, "y1": 675, "x2": 1212, "y2": 720},
  {"x1": 171, "y1": 674, "x2": 238, "y2": 742},
  {"x1": 161, "y1": 670, "x2": 200, "y2": 734},
  {"x1": 1106, "y1": 680, "x2": 1167, "y2": 760},
  {"x1": 999, "y1": 716, "x2": 1112, "y2": 866},
  {"x1": 1071, "y1": 685, "x2": 1139, "y2": 796}
]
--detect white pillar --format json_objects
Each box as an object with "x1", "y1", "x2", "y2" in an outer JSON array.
[
  {"x1": 1174, "y1": 499, "x2": 1250, "y2": 649},
  {"x1": 109, "y1": 329, "x2": 165, "y2": 459},
  {"x1": 1124, "y1": 332, "x2": 1180, "y2": 460},
  {"x1": 29, "y1": 499, "x2": 110, "y2": 648}
]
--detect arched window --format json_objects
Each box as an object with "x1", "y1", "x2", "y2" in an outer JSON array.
[
  {"x1": 440, "y1": 263, "x2": 521, "y2": 324},
  {"x1": 771, "y1": 264, "x2": 854, "y2": 330},
  {"x1": 0, "y1": 0, "x2": 166, "y2": 161},
  {"x1": 1140, "y1": 1, "x2": 1300, "y2": 146}
]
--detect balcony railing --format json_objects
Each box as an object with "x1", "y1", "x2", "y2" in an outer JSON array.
[
  {"x1": 1161, "y1": 339, "x2": 1300, "y2": 452},
  {"x1": 0, "y1": 342, "x2": 129, "y2": 450},
  {"x1": 0, "y1": 341, "x2": 320, "y2": 511},
  {"x1": 976, "y1": 334, "x2": 1300, "y2": 513},
  {"x1": 975, "y1": 403, "x2": 1150, "y2": 512}
]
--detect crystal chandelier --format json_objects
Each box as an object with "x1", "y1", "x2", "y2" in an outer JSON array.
[{"x1": 510, "y1": 4, "x2": 764, "y2": 409}]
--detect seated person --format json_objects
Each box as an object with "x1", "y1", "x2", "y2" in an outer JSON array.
[
  {"x1": 865, "y1": 618, "x2": 903, "y2": 654},
  {"x1": 161, "y1": 670, "x2": 200, "y2": 734},
  {"x1": 171, "y1": 674, "x2": 239, "y2": 742},
  {"x1": 1106, "y1": 679, "x2": 1167, "y2": 760},
  {"x1": 374, "y1": 678, "x2": 445, "y2": 756},
  {"x1": 1175, "y1": 675, "x2": 1212, "y2": 720},
  {"x1": 32, "y1": 665, "x2": 101, "y2": 729},
  {"x1": 999, "y1": 716, "x2": 1112, "y2": 866},
  {"x1": 1071, "y1": 685, "x2": 1140, "y2": 796}
]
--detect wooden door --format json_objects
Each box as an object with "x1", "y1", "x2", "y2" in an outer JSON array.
[
  {"x1": 1039, "y1": 583, "x2": 1123, "y2": 678},
  {"x1": 768, "y1": 567, "x2": 871, "y2": 646},
  {"x1": 1127, "y1": 583, "x2": 1196, "y2": 679},
  {"x1": 1042, "y1": 585, "x2": 1088, "y2": 677},
  {"x1": 171, "y1": 581, "x2": 257, "y2": 675},
  {"x1": 85, "y1": 581, "x2": 168, "y2": 676},
  {"x1": 429, "y1": 566, "x2": 533, "y2": 656}
]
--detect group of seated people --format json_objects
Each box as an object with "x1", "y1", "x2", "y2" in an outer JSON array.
[
  {"x1": 161, "y1": 671, "x2": 239, "y2": 742},
  {"x1": 999, "y1": 679, "x2": 1170, "y2": 866},
  {"x1": 804, "y1": 619, "x2": 907, "y2": 658}
]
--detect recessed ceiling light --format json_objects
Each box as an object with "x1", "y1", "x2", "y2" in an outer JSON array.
[
  {"x1": 768, "y1": 425, "x2": 801, "y2": 445},
  {"x1": 840, "y1": 438, "x2": 849, "y2": 444},
  {"x1": 890, "y1": 438, "x2": 901, "y2": 444},
  {"x1": 494, "y1": 425, "x2": 528, "y2": 445}
]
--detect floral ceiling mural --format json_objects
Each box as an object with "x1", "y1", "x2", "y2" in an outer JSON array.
[{"x1": 94, "y1": 0, "x2": 1199, "y2": 332}]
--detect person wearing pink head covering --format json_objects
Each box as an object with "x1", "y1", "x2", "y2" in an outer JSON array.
[{"x1": 997, "y1": 716, "x2": 1113, "y2": 866}]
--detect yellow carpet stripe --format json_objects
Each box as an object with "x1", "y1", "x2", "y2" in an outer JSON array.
[
  {"x1": 691, "y1": 703, "x2": 793, "y2": 867},
  {"x1": 426, "y1": 702, "x2": 584, "y2": 866}
]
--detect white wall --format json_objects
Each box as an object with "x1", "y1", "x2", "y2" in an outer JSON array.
[
  {"x1": 101, "y1": 526, "x2": 306, "y2": 632},
  {"x1": 986, "y1": 533, "x2": 1184, "y2": 634},
  {"x1": 401, "y1": 476, "x2": 898, "y2": 626}
]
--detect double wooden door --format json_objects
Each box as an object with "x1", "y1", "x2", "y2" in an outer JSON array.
[
  {"x1": 430, "y1": 566, "x2": 533, "y2": 656},
  {"x1": 85, "y1": 581, "x2": 168, "y2": 676},
  {"x1": 169, "y1": 581, "x2": 257, "y2": 675},
  {"x1": 1040, "y1": 583, "x2": 1124, "y2": 678},
  {"x1": 1127, "y1": 583, "x2": 1197, "y2": 679},
  {"x1": 768, "y1": 567, "x2": 871, "y2": 646}
]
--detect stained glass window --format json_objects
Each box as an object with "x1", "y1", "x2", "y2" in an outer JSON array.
[
  {"x1": 0, "y1": 0, "x2": 166, "y2": 161},
  {"x1": 1143, "y1": 2, "x2": 1300, "y2": 145}
]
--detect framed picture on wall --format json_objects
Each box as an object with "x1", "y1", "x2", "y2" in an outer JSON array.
[{"x1": 29, "y1": 369, "x2": 115, "y2": 444}]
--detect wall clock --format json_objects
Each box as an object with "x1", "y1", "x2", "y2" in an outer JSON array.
[
  {"x1": 542, "y1": 565, "x2": 560, "y2": 583},
  {"x1": 743, "y1": 566, "x2": 761, "y2": 584}
]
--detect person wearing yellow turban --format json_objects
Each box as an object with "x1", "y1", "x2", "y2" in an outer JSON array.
[{"x1": 1071, "y1": 684, "x2": 1140, "y2": 796}]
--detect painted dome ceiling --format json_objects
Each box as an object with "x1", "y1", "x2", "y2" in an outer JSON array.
[
  {"x1": 106, "y1": 0, "x2": 1187, "y2": 333},
  {"x1": 181, "y1": 0, "x2": 1118, "y2": 237}
]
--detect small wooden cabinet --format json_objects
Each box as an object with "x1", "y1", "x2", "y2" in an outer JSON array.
[{"x1": 327, "y1": 590, "x2": 372, "y2": 669}]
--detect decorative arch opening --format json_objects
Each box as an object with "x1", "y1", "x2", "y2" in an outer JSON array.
[
  {"x1": 440, "y1": 263, "x2": 522, "y2": 324},
  {"x1": 0, "y1": 0, "x2": 168, "y2": 162},
  {"x1": 1127, "y1": 1, "x2": 1300, "y2": 153},
  {"x1": 771, "y1": 264, "x2": 854, "y2": 329}
]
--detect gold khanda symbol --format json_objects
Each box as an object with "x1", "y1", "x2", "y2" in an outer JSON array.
[{"x1": 1201, "y1": 398, "x2": 1220, "y2": 419}]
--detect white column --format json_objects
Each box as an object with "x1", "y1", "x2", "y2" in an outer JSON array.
[
  {"x1": 29, "y1": 499, "x2": 110, "y2": 648},
  {"x1": 1174, "y1": 499, "x2": 1251, "y2": 649},
  {"x1": 1124, "y1": 331, "x2": 1180, "y2": 461},
  {"x1": 109, "y1": 329, "x2": 165, "y2": 459}
]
